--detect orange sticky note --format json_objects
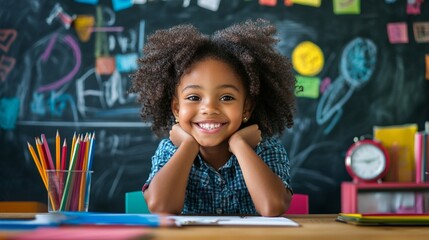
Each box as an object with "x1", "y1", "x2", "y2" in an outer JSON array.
[
  {"x1": 387, "y1": 22, "x2": 408, "y2": 44},
  {"x1": 95, "y1": 56, "x2": 115, "y2": 75},
  {"x1": 425, "y1": 54, "x2": 429, "y2": 80}
]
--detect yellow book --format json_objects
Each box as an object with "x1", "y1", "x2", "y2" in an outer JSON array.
[{"x1": 373, "y1": 124, "x2": 418, "y2": 182}]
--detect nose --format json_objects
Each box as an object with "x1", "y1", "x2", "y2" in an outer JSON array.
[{"x1": 200, "y1": 98, "x2": 220, "y2": 115}]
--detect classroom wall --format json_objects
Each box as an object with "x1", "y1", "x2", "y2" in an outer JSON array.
[{"x1": 1, "y1": 0, "x2": 428, "y2": 213}]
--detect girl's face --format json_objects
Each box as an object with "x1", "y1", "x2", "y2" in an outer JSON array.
[{"x1": 172, "y1": 58, "x2": 252, "y2": 147}]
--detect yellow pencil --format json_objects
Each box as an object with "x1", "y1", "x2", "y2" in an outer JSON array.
[
  {"x1": 27, "y1": 142, "x2": 47, "y2": 189},
  {"x1": 56, "y1": 130, "x2": 60, "y2": 171},
  {"x1": 70, "y1": 132, "x2": 76, "y2": 168}
]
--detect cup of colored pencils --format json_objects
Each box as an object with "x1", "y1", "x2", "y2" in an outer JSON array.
[{"x1": 27, "y1": 131, "x2": 95, "y2": 212}]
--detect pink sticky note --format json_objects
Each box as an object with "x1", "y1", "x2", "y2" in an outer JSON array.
[
  {"x1": 406, "y1": 0, "x2": 423, "y2": 15},
  {"x1": 259, "y1": 0, "x2": 277, "y2": 6},
  {"x1": 387, "y1": 22, "x2": 409, "y2": 44}
]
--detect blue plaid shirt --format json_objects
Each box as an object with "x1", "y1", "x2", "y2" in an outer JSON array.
[{"x1": 143, "y1": 137, "x2": 292, "y2": 215}]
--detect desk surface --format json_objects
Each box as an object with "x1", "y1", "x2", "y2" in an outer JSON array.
[{"x1": 1, "y1": 214, "x2": 428, "y2": 240}]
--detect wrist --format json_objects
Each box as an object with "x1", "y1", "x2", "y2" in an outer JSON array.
[{"x1": 229, "y1": 136, "x2": 247, "y2": 154}]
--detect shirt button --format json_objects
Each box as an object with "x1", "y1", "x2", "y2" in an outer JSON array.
[{"x1": 216, "y1": 208, "x2": 223, "y2": 214}]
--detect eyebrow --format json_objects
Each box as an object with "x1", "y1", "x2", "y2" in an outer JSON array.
[{"x1": 181, "y1": 84, "x2": 240, "y2": 93}]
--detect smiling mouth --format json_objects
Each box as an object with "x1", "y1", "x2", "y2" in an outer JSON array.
[{"x1": 197, "y1": 123, "x2": 223, "y2": 130}]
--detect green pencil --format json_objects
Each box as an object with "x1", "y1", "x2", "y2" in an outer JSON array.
[{"x1": 59, "y1": 139, "x2": 80, "y2": 211}]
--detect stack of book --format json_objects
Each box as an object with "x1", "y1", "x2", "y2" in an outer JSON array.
[{"x1": 337, "y1": 213, "x2": 429, "y2": 226}]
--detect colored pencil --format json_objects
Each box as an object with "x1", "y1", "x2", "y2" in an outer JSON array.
[
  {"x1": 35, "y1": 138, "x2": 48, "y2": 182},
  {"x1": 79, "y1": 134, "x2": 91, "y2": 210},
  {"x1": 27, "y1": 142, "x2": 47, "y2": 189},
  {"x1": 70, "y1": 132, "x2": 76, "y2": 164},
  {"x1": 27, "y1": 131, "x2": 95, "y2": 212},
  {"x1": 56, "y1": 130, "x2": 60, "y2": 171},
  {"x1": 41, "y1": 134, "x2": 55, "y2": 170},
  {"x1": 60, "y1": 138, "x2": 80, "y2": 211},
  {"x1": 60, "y1": 139, "x2": 67, "y2": 197}
]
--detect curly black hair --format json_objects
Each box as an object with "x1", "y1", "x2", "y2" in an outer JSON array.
[{"x1": 130, "y1": 19, "x2": 296, "y2": 138}]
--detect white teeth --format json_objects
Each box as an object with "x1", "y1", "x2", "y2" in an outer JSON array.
[{"x1": 198, "y1": 123, "x2": 222, "y2": 130}]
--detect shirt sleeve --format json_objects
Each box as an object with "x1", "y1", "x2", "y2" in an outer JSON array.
[
  {"x1": 257, "y1": 137, "x2": 293, "y2": 194},
  {"x1": 143, "y1": 139, "x2": 177, "y2": 192}
]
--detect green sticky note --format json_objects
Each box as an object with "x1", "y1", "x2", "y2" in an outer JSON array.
[
  {"x1": 295, "y1": 75, "x2": 320, "y2": 99},
  {"x1": 333, "y1": 0, "x2": 360, "y2": 15}
]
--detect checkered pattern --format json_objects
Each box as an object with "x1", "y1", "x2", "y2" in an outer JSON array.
[{"x1": 144, "y1": 137, "x2": 292, "y2": 214}]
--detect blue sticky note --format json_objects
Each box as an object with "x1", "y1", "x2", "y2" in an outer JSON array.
[
  {"x1": 115, "y1": 53, "x2": 138, "y2": 73},
  {"x1": 74, "y1": 0, "x2": 99, "y2": 4},
  {"x1": 0, "y1": 97, "x2": 20, "y2": 130},
  {"x1": 112, "y1": 0, "x2": 133, "y2": 11}
]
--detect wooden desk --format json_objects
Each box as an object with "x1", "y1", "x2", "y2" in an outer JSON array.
[
  {"x1": 150, "y1": 215, "x2": 429, "y2": 240},
  {"x1": 1, "y1": 214, "x2": 428, "y2": 240}
]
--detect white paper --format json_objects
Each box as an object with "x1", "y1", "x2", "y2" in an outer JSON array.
[{"x1": 168, "y1": 216, "x2": 300, "y2": 227}]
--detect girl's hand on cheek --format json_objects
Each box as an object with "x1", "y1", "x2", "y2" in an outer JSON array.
[
  {"x1": 169, "y1": 124, "x2": 198, "y2": 148},
  {"x1": 229, "y1": 124, "x2": 262, "y2": 152}
]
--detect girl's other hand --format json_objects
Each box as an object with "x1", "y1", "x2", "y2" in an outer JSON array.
[
  {"x1": 229, "y1": 124, "x2": 262, "y2": 152},
  {"x1": 169, "y1": 124, "x2": 198, "y2": 148}
]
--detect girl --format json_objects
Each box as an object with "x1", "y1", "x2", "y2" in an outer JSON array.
[{"x1": 130, "y1": 19, "x2": 296, "y2": 217}]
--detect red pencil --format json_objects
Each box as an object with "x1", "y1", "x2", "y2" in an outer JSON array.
[
  {"x1": 41, "y1": 134, "x2": 55, "y2": 170},
  {"x1": 60, "y1": 139, "x2": 67, "y2": 198},
  {"x1": 61, "y1": 139, "x2": 67, "y2": 171}
]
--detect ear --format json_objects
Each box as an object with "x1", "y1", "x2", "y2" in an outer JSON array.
[
  {"x1": 171, "y1": 95, "x2": 180, "y2": 119},
  {"x1": 243, "y1": 97, "x2": 255, "y2": 118}
]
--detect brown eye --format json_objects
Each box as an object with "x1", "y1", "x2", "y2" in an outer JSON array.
[
  {"x1": 220, "y1": 95, "x2": 234, "y2": 101},
  {"x1": 186, "y1": 95, "x2": 200, "y2": 101}
]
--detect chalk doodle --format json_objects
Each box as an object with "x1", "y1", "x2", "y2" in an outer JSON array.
[
  {"x1": 17, "y1": 32, "x2": 81, "y2": 121},
  {"x1": 316, "y1": 38, "x2": 377, "y2": 134},
  {"x1": 0, "y1": 29, "x2": 18, "y2": 82}
]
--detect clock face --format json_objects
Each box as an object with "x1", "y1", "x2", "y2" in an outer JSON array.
[{"x1": 345, "y1": 140, "x2": 389, "y2": 182}]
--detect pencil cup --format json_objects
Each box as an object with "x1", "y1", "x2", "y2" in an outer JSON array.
[{"x1": 46, "y1": 170, "x2": 93, "y2": 212}]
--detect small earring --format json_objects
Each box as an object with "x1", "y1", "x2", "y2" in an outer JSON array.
[
  {"x1": 175, "y1": 118, "x2": 179, "y2": 123},
  {"x1": 243, "y1": 116, "x2": 248, "y2": 123}
]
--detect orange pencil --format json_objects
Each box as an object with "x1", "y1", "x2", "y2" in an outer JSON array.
[
  {"x1": 27, "y1": 142, "x2": 47, "y2": 189},
  {"x1": 56, "y1": 130, "x2": 60, "y2": 171},
  {"x1": 35, "y1": 138, "x2": 59, "y2": 211}
]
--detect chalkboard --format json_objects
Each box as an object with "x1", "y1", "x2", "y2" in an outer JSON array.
[{"x1": 1, "y1": 0, "x2": 428, "y2": 213}]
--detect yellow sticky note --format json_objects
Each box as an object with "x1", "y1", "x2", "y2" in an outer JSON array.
[
  {"x1": 73, "y1": 15, "x2": 95, "y2": 42},
  {"x1": 292, "y1": 0, "x2": 321, "y2": 7},
  {"x1": 333, "y1": 0, "x2": 360, "y2": 15},
  {"x1": 295, "y1": 75, "x2": 320, "y2": 99},
  {"x1": 292, "y1": 41, "x2": 324, "y2": 76}
]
